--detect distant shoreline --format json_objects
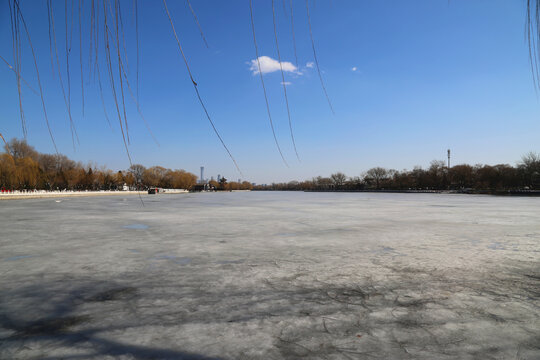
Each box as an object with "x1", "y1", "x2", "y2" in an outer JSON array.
[
  {"x1": 0, "y1": 190, "x2": 189, "y2": 201},
  {"x1": 254, "y1": 189, "x2": 540, "y2": 196},
  {"x1": 2, "y1": 189, "x2": 538, "y2": 200}
]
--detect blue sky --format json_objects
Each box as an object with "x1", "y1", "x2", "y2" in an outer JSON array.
[{"x1": 1, "y1": 0, "x2": 539, "y2": 183}]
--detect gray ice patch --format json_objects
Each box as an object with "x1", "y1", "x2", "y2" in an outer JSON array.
[
  {"x1": 5, "y1": 255, "x2": 33, "y2": 261},
  {"x1": 276, "y1": 232, "x2": 297, "y2": 237},
  {"x1": 217, "y1": 259, "x2": 245, "y2": 265},
  {"x1": 488, "y1": 242, "x2": 505, "y2": 250},
  {"x1": 124, "y1": 224, "x2": 149, "y2": 230},
  {"x1": 154, "y1": 254, "x2": 192, "y2": 265},
  {"x1": 174, "y1": 257, "x2": 192, "y2": 265},
  {"x1": 371, "y1": 246, "x2": 396, "y2": 254}
]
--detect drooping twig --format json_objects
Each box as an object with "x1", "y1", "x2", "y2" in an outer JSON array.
[
  {"x1": 103, "y1": 0, "x2": 131, "y2": 164},
  {"x1": 122, "y1": 64, "x2": 160, "y2": 146},
  {"x1": 103, "y1": 2, "x2": 143, "y2": 207},
  {"x1": 0, "y1": 54, "x2": 38, "y2": 95},
  {"x1": 305, "y1": 0, "x2": 334, "y2": 115},
  {"x1": 79, "y1": 0, "x2": 85, "y2": 116},
  {"x1": 93, "y1": 0, "x2": 100, "y2": 78},
  {"x1": 0, "y1": 133, "x2": 11, "y2": 157},
  {"x1": 134, "y1": 0, "x2": 139, "y2": 102},
  {"x1": 107, "y1": 29, "x2": 159, "y2": 146},
  {"x1": 289, "y1": 0, "x2": 298, "y2": 68},
  {"x1": 163, "y1": 0, "x2": 242, "y2": 175},
  {"x1": 50, "y1": 0, "x2": 78, "y2": 146},
  {"x1": 95, "y1": 62, "x2": 113, "y2": 129},
  {"x1": 249, "y1": 0, "x2": 288, "y2": 167},
  {"x1": 65, "y1": 0, "x2": 77, "y2": 147},
  {"x1": 185, "y1": 0, "x2": 208, "y2": 48},
  {"x1": 118, "y1": 1, "x2": 130, "y2": 75},
  {"x1": 13, "y1": 0, "x2": 59, "y2": 153},
  {"x1": 89, "y1": 0, "x2": 94, "y2": 78},
  {"x1": 9, "y1": 0, "x2": 26, "y2": 138},
  {"x1": 114, "y1": 0, "x2": 130, "y2": 144},
  {"x1": 272, "y1": 0, "x2": 300, "y2": 161},
  {"x1": 103, "y1": 2, "x2": 144, "y2": 206},
  {"x1": 526, "y1": 0, "x2": 540, "y2": 92},
  {"x1": 47, "y1": 0, "x2": 55, "y2": 76}
]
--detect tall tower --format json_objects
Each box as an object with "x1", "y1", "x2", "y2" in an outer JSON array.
[
  {"x1": 447, "y1": 149, "x2": 451, "y2": 169},
  {"x1": 200, "y1": 166, "x2": 205, "y2": 184}
]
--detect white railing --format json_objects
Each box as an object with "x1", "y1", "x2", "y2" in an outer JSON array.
[{"x1": 0, "y1": 189, "x2": 189, "y2": 198}]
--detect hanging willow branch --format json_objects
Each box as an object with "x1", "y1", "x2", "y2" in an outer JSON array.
[
  {"x1": 526, "y1": 0, "x2": 540, "y2": 91},
  {"x1": 134, "y1": 0, "x2": 140, "y2": 102},
  {"x1": 272, "y1": 0, "x2": 300, "y2": 161},
  {"x1": 0, "y1": 133, "x2": 11, "y2": 156},
  {"x1": 114, "y1": 0, "x2": 130, "y2": 144},
  {"x1": 65, "y1": 0, "x2": 75, "y2": 147},
  {"x1": 5, "y1": 0, "x2": 343, "y2": 173},
  {"x1": 9, "y1": 0, "x2": 26, "y2": 138},
  {"x1": 163, "y1": 0, "x2": 242, "y2": 176},
  {"x1": 79, "y1": 0, "x2": 85, "y2": 116},
  {"x1": 306, "y1": 0, "x2": 334, "y2": 115},
  {"x1": 185, "y1": 0, "x2": 208, "y2": 48},
  {"x1": 102, "y1": 0, "x2": 132, "y2": 165},
  {"x1": 249, "y1": 0, "x2": 288, "y2": 167},
  {"x1": 289, "y1": 0, "x2": 298, "y2": 68},
  {"x1": 50, "y1": 0, "x2": 79, "y2": 146},
  {"x1": 0, "y1": 54, "x2": 38, "y2": 95},
  {"x1": 13, "y1": 0, "x2": 58, "y2": 153}
]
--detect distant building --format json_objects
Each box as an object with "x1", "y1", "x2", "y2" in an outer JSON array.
[{"x1": 200, "y1": 166, "x2": 205, "y2": 184}]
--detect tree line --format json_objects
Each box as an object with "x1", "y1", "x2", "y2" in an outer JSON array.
[
  {"x1": 2, "y1": 138, "x2": 537, "y2": 193},
  {"x1": 0, "y1": 138, "x2": 201, "y2": 191},
  {"x1": 254, "y1": 154, "x2": 540, "y2": 193}
]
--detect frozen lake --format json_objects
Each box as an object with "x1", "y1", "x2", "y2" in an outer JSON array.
[{"x1": 1, "y1": 191, "x2": 539, "y2": 359}]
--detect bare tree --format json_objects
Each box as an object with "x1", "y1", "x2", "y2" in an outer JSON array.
[
  {"x1": 450, "y1": 164, "x2": 475, "y2": 189},
  {"x1": 519, "y1": 152, "x2": 540, "y2": 188},
  {"x1": 365, "y1": 167, "x2": 388, "y2": 189},
  {"x1": 520, "y1": 152, "x2": 540, "y2": 169},
  {"x1": 6, "y1": 138, "x2": 38, "y2": 161},
  {"x1": 330, "y1": 172, "x2": 347, "y2": 187},
  {"x1": 128, "y1": 164, "x2": 146, "y2": 188}
]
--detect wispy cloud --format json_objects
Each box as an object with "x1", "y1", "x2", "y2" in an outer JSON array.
[
  {"x1": 351, "y1": 66, "x2": 357, "y2": 72},
  {"x1": 281, "y1": 81, "x2": 292, "y2": 86},
  {"x1": 306, "y1": 62, "x2": 314, "y2": 68},
  {"x1": 249, "y1": 56, "x2": 300, "y2": 75}
]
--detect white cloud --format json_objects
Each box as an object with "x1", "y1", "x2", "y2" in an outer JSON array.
[
  {"x1": 281, "y1": 81, "x2": 292, "y2": 86},
  {"x1": 351, "y1": 67, "x2": 357, "y2": 72},
  {"x1": 306, "y1": 62, "x2": 314, "y2": 68},
  {"x1": 249, "y1": 56, "x2": 299, "y2": 75}
]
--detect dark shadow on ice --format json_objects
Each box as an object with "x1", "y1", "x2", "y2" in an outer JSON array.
[
  {"x1": 0, "y1": 313, "x2": 90, "y2": 338},
  {"x1": 39, "y1": 336, "x2": 223, "y2": 360},
  {"x1": 0, "y1": 281, "x2": 222, "y2": 360},
  {"x1": 86, "y1": 286, "x2": 137, "y2": 302},
  {"x1": 1, "y1": 262, "x2": 540, "y2": 359}
]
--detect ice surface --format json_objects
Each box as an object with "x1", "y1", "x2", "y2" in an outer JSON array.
[
  {"x1": 0, "y1": 192, "x2": 539, "y2": 359},
  {"x1": 124, "y1": 224, "x2": 150, "y2": 230}
]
